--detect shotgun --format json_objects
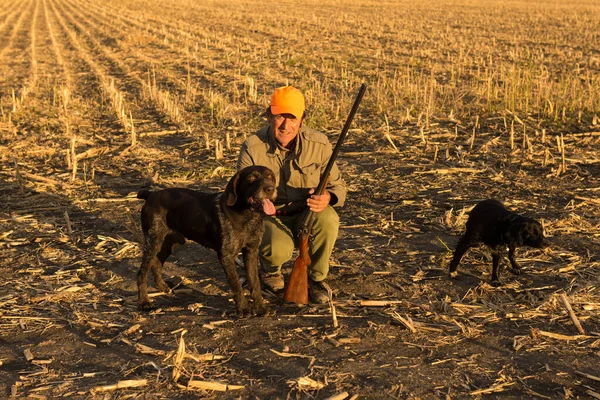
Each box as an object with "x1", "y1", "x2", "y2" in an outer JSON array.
[{"x1": 283, "y1": 83, "x2": 367, "y2": 304}]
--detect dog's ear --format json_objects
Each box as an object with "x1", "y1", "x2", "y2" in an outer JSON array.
[
  {"x1": 523, "y1": 220, "x2": 547, "y2": 247},
  {"x1": 499, "y1": 217, "x2": 525, "y2": 246},
  {"x1": 509, "y1": 222, "x2": 527, "y2": 246},
  {"x1": 224, "y1": 170, "x2": 242, "y2": 206}
]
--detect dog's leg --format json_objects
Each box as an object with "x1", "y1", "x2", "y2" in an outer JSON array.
[
  {"x1": 448, "y1": 234, "x2": 474, "y2": 278},
  {"x1": 243, "y1": 247, "x2": 269, "y2": 316},
  {"x1": 491, "y1": 251, "x2": 502, "y2": 286},
  {"x1": 138, "y1": 232, "x2": 164, "y2": 311},
  {"x1": 507, "y1": 245, "x2": 522, "y2": 275},
  {"x1": 152, "y1": 232, "x2": 185, "y2": 293},
  {"x1": 219, "y1": 253, "x2": 249, "y2": 317},
  {"x1": 137, "y1": 252, "x2": 155, "y2": 310},
  {"x1": 138, "y1": 217, "x2": 178, "y2": 311}
]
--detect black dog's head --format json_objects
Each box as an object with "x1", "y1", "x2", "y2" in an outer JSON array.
[
  {"x1": 224, "y1": 166, "x2": 277, "y2": 214},
  {"x1": 505, "y1": 216, "x2": 548, "y2": 249}
]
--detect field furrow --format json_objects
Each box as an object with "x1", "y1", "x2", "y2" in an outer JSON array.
[
  {"x1": 0, "y1": 0, "x2": 34, "y2": 59},
  {"x1": 0, "y1": 0, "x2": 22, "y2": 31},
  {"x1": 73, "y1": 0, "x2": 260, "y2": 129},
  {"x1": 0, "y1": 0, "x2": 35, "y2": 110},
  {"x1": 44, "y1": 0, "x2": 107, "y2": 105},
  {"x1": 60, "y1": 0, "x2": 196, "y2": 129},
  {"x1": 41, "y1": 0, "x2": 72, "y2": 89},
  {"x1": 24, "y1": 0, "x2": 40, "y2": 97},
  {"x1": 48, "y1": 0, "x2": 142, "y2": 135},
  {"x1": 0, "y1": 0, "x2": 28, "y2": 40}
]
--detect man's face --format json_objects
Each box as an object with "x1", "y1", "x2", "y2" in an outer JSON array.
[{"x1": 269, "y1": 113, "x2": 302, "y2": 148}]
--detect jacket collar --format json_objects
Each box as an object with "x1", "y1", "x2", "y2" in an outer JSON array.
[{"x1": 266, "y1": 126, "x2": 305, "y2": 159}]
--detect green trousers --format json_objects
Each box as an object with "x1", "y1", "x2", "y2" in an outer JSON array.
[{"x1": 259, "y1": 206, "x2": 339, "y2": 282}]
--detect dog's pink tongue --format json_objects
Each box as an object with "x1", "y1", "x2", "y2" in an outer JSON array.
[{"x1": 262, "y1": 199, "x2": 276, "y2": 215}]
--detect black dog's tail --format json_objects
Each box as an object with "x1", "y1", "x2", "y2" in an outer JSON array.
[{"x1": 137, "y1": 190, "x2": 152, "y2": 200}]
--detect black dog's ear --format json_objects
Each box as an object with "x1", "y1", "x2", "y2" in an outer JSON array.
[
  {"x1": 224, "y1": 170, "x2": 242, "y2": 206},
  {"x1": 499, "y1": 217, "x2": 524, "y2": 246},
  {"x1": 508, "y1": 222, "x2": 526, "y2": 246},
  {"x1": 523, "y1": 220, "x2": 547, "y2": 247}
]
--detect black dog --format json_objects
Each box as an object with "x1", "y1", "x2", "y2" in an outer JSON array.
[
  {"x1": 448, "y1": 199, "x2": 547, "y2": 286},
  {"x1": 136, "y1": 166, "x2": 276, "y2": 316}
]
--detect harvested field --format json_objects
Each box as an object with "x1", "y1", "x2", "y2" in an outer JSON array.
[{"x1": 1, "y1": 0, "x2": 599, "y2": 398}]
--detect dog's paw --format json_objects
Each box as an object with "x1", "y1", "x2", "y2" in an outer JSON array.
[
  {"x1": 138, "y1": 301, "x2": 156, "y2": 312},
  {"x1": 156, "y1": 280, "x2": 172, "y2": 293},
  {"x1": 490, "y1": 280, "x2": 502, "y2": 287},
  {"x1": 253, "y1": 304, "x2": 274, "y2": 317},
  {"x1": 235, "y1": 299, "x2": 251, "y2": 318},
  {"x1": 509, "y1": 267, "x2": 522, "y2": 276}
]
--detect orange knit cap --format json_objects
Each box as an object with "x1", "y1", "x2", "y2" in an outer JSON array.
[{"x1": 270, "y1": 86, "x2": 305, "y2": 119}]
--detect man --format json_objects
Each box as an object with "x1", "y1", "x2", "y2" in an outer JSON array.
[{"x1": 237, "y1": 86, "x2": 346, "y2": 304}]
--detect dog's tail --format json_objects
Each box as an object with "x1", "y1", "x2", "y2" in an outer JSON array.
[{"x1": 137, "y1": 190, "x2": 152, "y2": 200}]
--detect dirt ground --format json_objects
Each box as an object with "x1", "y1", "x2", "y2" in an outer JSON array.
[
  {"x1": 1, "y1": 114, "x2": 600, "y2": 399},
  {"x1": 1, "y1": 0, "x2": 600, "y2": 398}
]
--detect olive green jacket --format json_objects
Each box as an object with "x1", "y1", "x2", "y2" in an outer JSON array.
[{"x1": 237, "y1": 125, "x2": 347, "y2": 213}]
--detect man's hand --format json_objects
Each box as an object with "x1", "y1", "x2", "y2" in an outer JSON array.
[{"x1": 307, "y1": 188, "x2": 330, "y2": 213}]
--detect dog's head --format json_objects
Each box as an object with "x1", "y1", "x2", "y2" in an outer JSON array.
[
  {"x1": 505, "y1": 217, "x2": 548, "y2": 249},
  {"x1": 224, "y1": 166, "x2": 277, "y2": 214}
]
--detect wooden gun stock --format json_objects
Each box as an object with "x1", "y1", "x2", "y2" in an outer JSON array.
[
  {"x1": 282, "y1": 223, "x2": 311, "y2": 304},
  {"x1": 282, "y1": 182, "x2": 326, "y2": 305},
  {"x1": 283, "y1": 83, "x2": 367, "y2": 305}
]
